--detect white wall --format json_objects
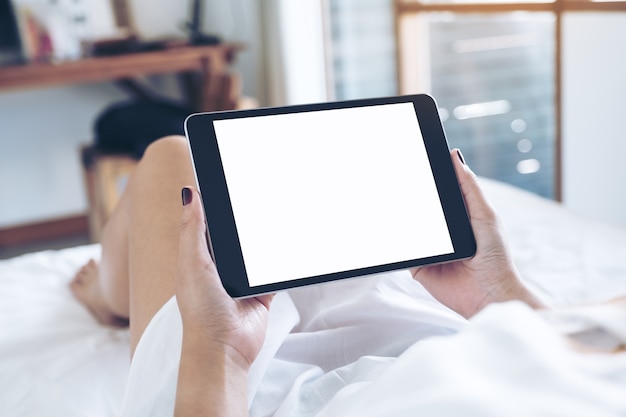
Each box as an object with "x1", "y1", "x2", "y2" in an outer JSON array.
[
  {"x1": 562, "y1": 13, "x2": 626, "y2": 228},
  {"x1": 0, "y1": 85, "x2": 127, "y2": 227},
  {"x1": 0, "y1": 0, "x2": 265, "y2": 228}
]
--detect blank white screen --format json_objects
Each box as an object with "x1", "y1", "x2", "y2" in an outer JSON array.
[{"x1": 214, "y1": 102, "x2": 453, "y2": 287}]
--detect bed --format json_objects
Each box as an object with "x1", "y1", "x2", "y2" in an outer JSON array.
[{"x1": 2, "y1": 177, "x2": 626, "y2": 417}]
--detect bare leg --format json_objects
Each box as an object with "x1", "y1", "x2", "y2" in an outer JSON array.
[
  {"x1": 70, "y1": 135, "x2": 196, "y2": 355},
  {"x1": 70, "y1": 259, "x2": 129, "y2": 327}
]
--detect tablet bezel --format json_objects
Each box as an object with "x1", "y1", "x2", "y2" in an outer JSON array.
[{"x1": 185, "y1": 94, "x2": 476, "y2": 298}]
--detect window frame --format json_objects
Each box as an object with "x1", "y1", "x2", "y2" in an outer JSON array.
[{"x1": 393, "y1": 0, "x2": 626, "y2": 201}]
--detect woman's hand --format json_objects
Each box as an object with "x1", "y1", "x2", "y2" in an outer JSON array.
[
  {"x1": 411, "y1": 150, "x2": 546, "y2": 319},
  {"x1": 174, "y1": 187, "x2": 274, "y2": 417}
]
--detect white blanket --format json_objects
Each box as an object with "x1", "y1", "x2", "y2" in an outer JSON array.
[
  {"x1": 315, "y1": 301, "x2": 626, "y2": 417},
  {"x1": 2, "y1": 178, "x2": 626, "y2": 416},
  {"x1": 121, "y1": 276, "x2": 626, "y2": 417},
  {"x1": 122, "y1": 271, "x2": 466, "y2": 417}
]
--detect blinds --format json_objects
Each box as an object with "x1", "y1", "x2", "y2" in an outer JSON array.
[{"x1": 325, "y1": 1, "x2": 555, "y2": 198}]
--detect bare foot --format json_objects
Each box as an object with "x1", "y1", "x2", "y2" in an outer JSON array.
[{"x1": 70, "y1": 260, "x2": 129, "y2": 327}]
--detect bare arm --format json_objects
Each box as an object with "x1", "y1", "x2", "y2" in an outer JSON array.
[{"x1": 176, "y1": 337, "x2": 250, "y2": 417}]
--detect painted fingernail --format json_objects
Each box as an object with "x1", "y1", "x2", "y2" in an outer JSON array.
[
  {"x1": 456, "y1": 149, "x2": 466, "y2": 165},
  {"x1": 182, "y1": 187, "x2": 193, "y2": 206}
]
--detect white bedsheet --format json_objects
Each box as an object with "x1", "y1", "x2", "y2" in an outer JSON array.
[
  {"x1": 0, "y1": 244, "x2": 129, "y2": 417},
  {"x1": 486, "y1": 178, "x2": 626, "y2": 306},
  {"x1": 2, "y1": 178, "x2": 626, "y2": 416}
]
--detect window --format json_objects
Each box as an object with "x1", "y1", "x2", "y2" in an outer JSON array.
[
  {"x1": 325, "y1": 0, "x2": 397, "y2": 100},
  {"x1": 324, "y1": 0, "x2": 626, "y2": 200},
  {"x1": 423, "y1": 13, "x2": 555, "y2": 198}
]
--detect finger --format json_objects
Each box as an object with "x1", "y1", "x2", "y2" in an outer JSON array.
[
  {"x1": 255, "y1": 293, "x2": 276, "y2": 310},
  {"x1": 450, "y1": 149, "x2": 496, "y2": 222},
  {"x1": 178, "y1": 187, "x2": 219, "y2": 285},
  {"x1": 409, "y1": 266, "x2": 421, "y2": 279}
]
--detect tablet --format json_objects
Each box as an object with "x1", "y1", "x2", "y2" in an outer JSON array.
[{"x1": 185, "y1": 94, "x2": 476, "y2": 298}]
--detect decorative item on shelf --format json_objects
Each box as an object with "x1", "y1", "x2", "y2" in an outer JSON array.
[
  {"x1": 86, "y1": 0, "x2": 222, "y2": 56},
  {"x1": 12, "y1": 5, "x2": 53, "y2": 62},
  {"x1": 109, "y1": 0, "x2": 133, "y2": 32},
  {"x1": 9, "y1": 0, "x2": 130, "y2": 62},
  {"x1": 0, "y1": 0, "x2": 24, "y2": 65},
  {"x1": 185, "y1": 0, "x2": 221, "y2": 46}
]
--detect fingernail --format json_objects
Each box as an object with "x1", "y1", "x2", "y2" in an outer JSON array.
[
  {"x1": 456, "y1": 149, "x2": 466, "y2": 165},
  {"x1": 181, "y1": 187, "x2": 193, "y2": 206}
]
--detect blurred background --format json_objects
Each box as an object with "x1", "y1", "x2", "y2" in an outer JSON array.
[{"x1": 0, "y1": 0, "x2": 625, "y2": 257}]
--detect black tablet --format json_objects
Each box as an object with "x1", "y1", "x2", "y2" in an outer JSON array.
[{"x1": 185, "y1": 94, "x2": 475, "y2": 298}]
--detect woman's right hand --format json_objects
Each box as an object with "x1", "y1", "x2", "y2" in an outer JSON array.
[
  {"x1": 176, "y1": 186, "x2": 273, "y2": 369},
  {"x1": 174, "y1": 187, "x2": 274, "y2": 417},
  {"x1": 411, "y1": 149, "x2": 546, "y2": 319}
]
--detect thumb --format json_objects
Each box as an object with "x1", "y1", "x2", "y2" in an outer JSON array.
[
  {"x1": 178, "y1": 187, "x2": 214, "y2": 278},
  {"x1": 450, "y1": 149, "x2": 497, "y2": 223}
]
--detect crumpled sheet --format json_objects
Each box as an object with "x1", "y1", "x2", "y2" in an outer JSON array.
[
  {"x1": 121, "y1": 270, "x2": 467, "y2": 417},
  {"x1": 314, "y1": 301, "x2": 626, "y2": 417},
  {"x1": 3, "y1": 177, "x2": 626, "y2": 417},
  {"x1": 121, "y1": 276, "x2": 626, "y2": 417}
]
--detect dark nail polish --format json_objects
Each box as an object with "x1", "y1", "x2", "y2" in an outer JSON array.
[
  {"x1": 456, "y1": 149, "x2": 466, "y2": 165},
  {"x1": 182, "y1": 187, "x2": 193, "y2": 206}
]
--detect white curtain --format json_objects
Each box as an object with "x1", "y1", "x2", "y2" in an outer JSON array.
[{"x1": 260, "y1": 0, "x2": 329, "y2": 106}]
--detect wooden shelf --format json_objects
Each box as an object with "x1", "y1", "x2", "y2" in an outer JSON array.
[{"x1": 0, "y1": 43, "x2": 242, "y2": 111}]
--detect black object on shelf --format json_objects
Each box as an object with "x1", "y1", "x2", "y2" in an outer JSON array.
[
  {"x1": 186, "y1": 0, "x2": 221, "y2": 46},
  {"x1": 0, "y1": 0, "x2": 24, "y2": 65}
]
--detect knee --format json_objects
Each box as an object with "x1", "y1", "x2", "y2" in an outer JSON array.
[
  {"x1": 135, "y1": 135, "x2": 195, "y2": 182},
  {"x1": 142, "y1": 135, "x2": 189, "y2": 162},
  {"x1": 119, "y1": 135, "x2": 194, "y2": 213}
]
